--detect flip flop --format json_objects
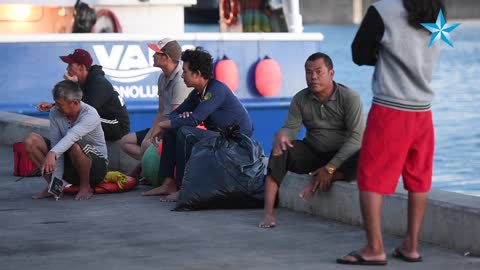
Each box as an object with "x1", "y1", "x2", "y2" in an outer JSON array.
[
  {"x1": 392, "y1": 248, "x2": 423, "y2": 262},
  {"x1": 336, "y1": 251, "x2": 387, "y2": 266}
]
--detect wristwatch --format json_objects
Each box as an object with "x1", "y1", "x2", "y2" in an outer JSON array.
[{"x1": 324, "y1": 164, "x2": 336, "y2": 175}]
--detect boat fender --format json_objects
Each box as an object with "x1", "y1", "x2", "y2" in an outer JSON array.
[
  {"x1": 215, "y1": 55, "x2": 239, "y2": 91},
  {"x1": 255, "y1": 56, "x2": 282, "y2": 97}
]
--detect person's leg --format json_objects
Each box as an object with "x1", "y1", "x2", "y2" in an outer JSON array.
[
  {"x1": 142, "y1": 128, "x2": 177, "y2": 196},
  {"x1": 121, "y1": 129, "x2": 151, "y2": 177},
  {"x1": 25, "y1": 133, "x2": 52, "y2": 199},
  {"x1": 338, "y1": 105, "x2": 411, "y2": 264},
  {"x1": 67, "y1": 143, "x2": 94, "y2": 200},
  {"x1": 160, "y1": 126, "x2": 218, "y2": 202},
  {"x1": 259, "y1": 175, "x2": 278, "y2": 228},
  {"x1": 395, "y1": 110, "x2": 434, "y2": 261},
  {"x1": 23, "y1": 133, "x2": 48, "y2": 168},
  {"x1": 120, "y1": 133, "x2": 141, "y2": 160},
  {"x1": 393, "y1": 192, "x2": 428, "y2": 260},
  {"x1": 259, "y1": 140, "x2": 327, "y2": 228}
]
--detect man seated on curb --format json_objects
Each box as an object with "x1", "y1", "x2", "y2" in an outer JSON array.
[
  {"x1": 32, "y1": 80, "x2": 108, "y2": 201},
  {"x1": 119, "y1": 38, "x2": 191, "y2": 178},
  {"x1": 259, "y1": 52, "x2": 365, "y2": 228},
  {"x1": 142, "y1": 47, "x2": 253, "y2": 202},
  {"x1": 25, "y1": 48, "x2": 129, "y2": 171}
]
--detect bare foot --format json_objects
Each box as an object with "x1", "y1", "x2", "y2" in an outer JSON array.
[
  {"x1": 142, "y1": 178, "x2": 177, "y2": 196},
  {"x1": 159, "y1": 191, "x2": 179, "y2": 202},
  {"x1": 32, "y1": 188, "x2": 52, "y2": 199},
  {"x1": 75, "y1": 187, "x2": 93, "y2": 200},
  {"x1": 259, "y1": 215, "x2": 276, "y2": 228}
]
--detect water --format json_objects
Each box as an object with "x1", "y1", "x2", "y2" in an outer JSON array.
[{"x1": 185, "y1": 22, "x2": 480, "y2": 197}]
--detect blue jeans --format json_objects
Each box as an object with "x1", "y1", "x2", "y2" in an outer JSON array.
[{"x1": 158, "y1": 126, "x2": 218, "y2": 189}]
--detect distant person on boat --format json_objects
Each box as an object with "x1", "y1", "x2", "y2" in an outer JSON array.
[
  {"x1": 259, "y1": 52, "x2": 365, "y2": 229},
  {"x1": 239, "y1": 0, "x2": 272, "y2": 32},
  {"x1": 24, "y1": 49, "x2": 130, "y2": 172},
  {"x1": 142, "y1": 47, "x2": 253, "y2": 202},
  {"x1": 119, "y1": 38, "x2": 192, "y2": 179},
  {"x1": 337, "y1": 0, "x2": 444, "y2": 265},
  {"x1": 31, "y1": 80, "x2": 108, "y2": 201}
]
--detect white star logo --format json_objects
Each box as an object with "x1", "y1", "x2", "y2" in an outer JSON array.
[{"x1": 420, "y1": 9, "x2": 460, "y2": 47}]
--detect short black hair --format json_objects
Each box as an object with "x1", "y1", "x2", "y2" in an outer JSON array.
[
  {"x1": 305, "y1": 52, "x2": 334, "y2": 70},
  {"x1": 181, "y1": 47, "x2": 214, "y2": 80}
]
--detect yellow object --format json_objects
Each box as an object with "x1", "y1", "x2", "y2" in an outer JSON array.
[{"x1": 102, "y1": 171, "x2": 128, "y2": 190}]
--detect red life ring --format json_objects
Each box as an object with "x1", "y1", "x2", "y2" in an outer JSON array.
[{"x1": 222, "y1": 0, "x2": 239, "y2": 26}]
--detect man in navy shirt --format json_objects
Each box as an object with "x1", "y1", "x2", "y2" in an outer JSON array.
[{"x1": 142, "y1": 47, "x2": 253, "y2": 202}]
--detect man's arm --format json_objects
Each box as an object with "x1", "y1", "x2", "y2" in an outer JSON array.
[
  {"x1": 170, "y1": 88, "x2": 226, "y2": 128},
  {"x1": 280, "y1": 92, "x2": 303, "y2": 140},
  {"x1": 351, "y1": 6, "x2": 384, "y2": 66},
  {"x1": 328, "y1": 93, "x2": 365, "y2": 168},
  {"x1": 50, "y1": 108, "x2": 101, "y2": 157},
  {"x1": 48, "y1": 111, "x2": 63, "y2": 179}
]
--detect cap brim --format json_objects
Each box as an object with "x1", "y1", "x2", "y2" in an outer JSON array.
[
  {"x1": 59, "y1": 55, "x2": 75, "y2": 64},
  {"x1": 148, "y1": 43, "x2": 164, "y2": 53}
]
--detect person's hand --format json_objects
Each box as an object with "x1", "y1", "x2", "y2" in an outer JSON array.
[
  {"x1": 271, "y1": 131, "x2": 293, "y2": 156},
  {"x1": 63, "y1": 72, "x2": 78, "y2": 82},
  {"x1": 179, "y1": 111, "x2": 193, "y2": 118},
  {"x1": 35, "y1": 102, "x2": 53, "y2": 112},
  {"x1": 150, "y1": 125, "x2": 163, "y2": 144},
  {"x1": 299, "y1": 167, "x2": 334, "y2": 201},
  {"x1": 41, "y1": 151, "x2": 57, "y2": 176}
]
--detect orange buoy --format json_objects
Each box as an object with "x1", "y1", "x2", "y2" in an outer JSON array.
[
  {"x1": 255, "y1": 56, "x2": 282, "y2": 97},
  {"x1": 215, "y1": 55, "x2": 239, "y2": 92}
]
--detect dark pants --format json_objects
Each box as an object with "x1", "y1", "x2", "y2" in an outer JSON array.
[
  {"x1": 158, "y1": 126, "x2": 218, "y2": 188},
  {"x1": 268, "y1": 140, "x2": 359, "y2": 185}
]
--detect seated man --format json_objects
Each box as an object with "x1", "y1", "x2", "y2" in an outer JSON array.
[
  {"x1": 259, "y1": 52, "x2": 365, "y2": 228},
  {"x1": 119, "y1": 38, "x2": 191, "y2": 178},
  {"x1": 32, "y1": 80, "x2": 108, "y2": 201},
  {"x1": 25, "y1": 48, "x2": 130, "y2": 171},
  {"x1": 142, "y1": 47, "x2": 253, "y2": 201}
]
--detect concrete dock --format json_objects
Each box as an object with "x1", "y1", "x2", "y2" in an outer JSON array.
[
  {"x1": 1, "y1": 111, "x2": 480, "y2": 269},
  {"x1": 1, "y1": 150, "x2": 480, "y2": 269}
]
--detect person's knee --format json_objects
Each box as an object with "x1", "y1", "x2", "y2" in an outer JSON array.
[
  {"x1": 24, "y1": 133, "x2": 43, "y2": 147},
  {"x1": 67, "y1": 143, "x2": 85, "y2": 159},
  {"x1": 120, "y1": 133, "x2": 135, "y2": 149}
]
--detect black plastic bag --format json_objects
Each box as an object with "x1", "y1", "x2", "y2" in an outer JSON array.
[
  {"x1": 175, "y1": 125, "x2": 266, "y2": 211},
  {"x1": 72, "y1": 0, "x2": 97, "y2": 33}
]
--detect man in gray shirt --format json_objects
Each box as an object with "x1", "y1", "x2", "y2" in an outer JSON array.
[
  {"x1": 32, "y1": 80, "x2": 108, "y2": 201},
  {"x1": 259, "y1": 52, "x2": 365, "y2": 228},
  {"x1": 120, "y1": 38, "x2": 192, "y2": 179}
]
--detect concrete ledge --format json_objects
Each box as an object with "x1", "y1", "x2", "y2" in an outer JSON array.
[
  {"x1": 279, "y1": 172, "x2": 480, "y2": 255},
  {"x1": 0, "y1": 111, "x2": 137, "y2": 173}
]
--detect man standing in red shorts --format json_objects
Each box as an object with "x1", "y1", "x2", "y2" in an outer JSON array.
[{"x1": 337, "y1": 0, "x2": 445, "y2": 265}]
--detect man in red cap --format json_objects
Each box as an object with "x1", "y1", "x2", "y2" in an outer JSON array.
[{"x1": 24, "y1": 48, "x2": 131, "y2": 171}]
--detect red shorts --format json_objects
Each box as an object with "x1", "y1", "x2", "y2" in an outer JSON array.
[{"x1": 357, "y1": 104, "x2": 434, "y2": 194}]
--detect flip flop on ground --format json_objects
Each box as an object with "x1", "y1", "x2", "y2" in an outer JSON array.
[
  {"x1": 336, "y1": 251, "x2": 387, "y2": 266},
  {"x1": 392, "y1": 247, "x2": 423, "y2": 262}
]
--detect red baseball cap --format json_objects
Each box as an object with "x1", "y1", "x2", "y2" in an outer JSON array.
[{"x1": 59, "y1": 49, "x2": 93, "y2": 69}]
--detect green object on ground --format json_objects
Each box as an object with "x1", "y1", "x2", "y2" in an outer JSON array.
[{"x1": 141, "y1": 144, "x2": 165, "y2": 187}]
